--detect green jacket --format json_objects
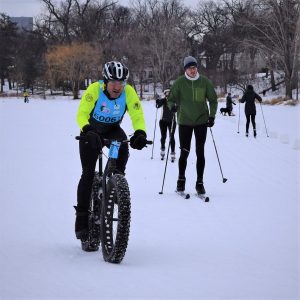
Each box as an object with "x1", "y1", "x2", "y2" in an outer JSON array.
[
  {"x1": 167, "y1": 75, "x2": 218, "y2": 126},
  {"x1": 77, "y1": 81, "x2": 146, "y2": 133}
]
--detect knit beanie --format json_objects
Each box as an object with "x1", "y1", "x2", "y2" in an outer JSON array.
[{"x1": 183, "y1": 56, "x2": 198, "y2": 69}]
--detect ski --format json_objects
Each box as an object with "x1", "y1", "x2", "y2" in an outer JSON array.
[
  {"x1": 170, "y1": 153, "x2": 176, "y2": 163},
  {"x1": 175, "y1": 191, "x2": 209, "y2": 201},
  {"x1": 195, "y1": 193, "x2": 210, "y2": 202},
  {"x1": 175, "y1": 191, "x2": 190, "y2": 199}
]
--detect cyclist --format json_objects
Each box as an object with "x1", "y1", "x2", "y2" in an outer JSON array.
[
  {"x1": 23, "y1": 90, "x2": 29, "y2": 103},
  {"x1": 75, "y1": 61, "x2": 148, "y2": 241}
]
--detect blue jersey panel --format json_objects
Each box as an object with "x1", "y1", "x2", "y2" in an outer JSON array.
[{"x1": 92, "y1": 82, "x2": 126, "y2": 124}]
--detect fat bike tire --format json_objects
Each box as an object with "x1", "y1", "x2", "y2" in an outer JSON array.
[
  {"x1": 82, "y1": 172, "x2": 102, "y2": 252},
  {"x1": 101, "y1": 174, "x2": 131, "y2": 263}
]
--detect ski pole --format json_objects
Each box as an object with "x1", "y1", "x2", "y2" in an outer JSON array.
[
  {"x1": 259, "y1": 102, "x2": 269, "y2": 137},
  {"x1": 209, "y1": 127, "x2": 227, "y2": 183},
  {"x1": 151, "y1": 106, "x2": 159, "y2": 159},
  {"x1": 159, "y1": 113, "x2": 176, "y2": 194},
  {"x1": 237, "y1": 99, "x2": 240, "y2": 133}
]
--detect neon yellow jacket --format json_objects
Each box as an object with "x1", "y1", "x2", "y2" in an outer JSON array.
[{"x1": 77, "y1": 81, "x2": 146, "y2": 134}]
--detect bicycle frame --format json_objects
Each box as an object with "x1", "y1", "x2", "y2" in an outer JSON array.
[
  {"x1": 75, "y1": 135, "x2": 151, "y2": 262},
  {"x1": 99, "y1": 140, "x2": 123, "y2": 206}
]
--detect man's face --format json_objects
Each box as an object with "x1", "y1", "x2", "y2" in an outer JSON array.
[
  {"x1": 185, "y1": 66, "x2": 198, "y2": 78},
  {"x1": 106, "y1": 80, "x2": 125, "y2": 98}
]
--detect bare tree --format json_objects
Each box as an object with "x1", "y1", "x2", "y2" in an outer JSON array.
[
  {"x1": 39, "y1": 0, "x2": 74, "y2": 43},
  {"x1": 37, "y1": 0, "x2": 116, "y2": 44},
  {"x1": 71, "y1": 0, "x2": 117, "y2": 43},
  {"x1": 189, "y1": 1, "x2": 233, "y2": 88},
  {"x1": 131, "y1": 0, "x2": 188, "y2": 92},
  {"x1": 0, "y1": 14, "x2": 18, "y2": 92},
  {"x1": 240, "y1": 0, "x2": 300, "y2": 99}
]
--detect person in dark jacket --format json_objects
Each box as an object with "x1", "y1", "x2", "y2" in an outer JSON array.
[
  {"x1": 226, "y1": 92, "x2": 236, "y2": 115},
  {"x1": 167, "y1": 56, "x2": 218, "y2": 195},
  {"x1": 240, "y1": 85, "x2": 262, "y2": 137},
  {"x1": 156, "y1": 89, "x2": 176, "y2": 161}
]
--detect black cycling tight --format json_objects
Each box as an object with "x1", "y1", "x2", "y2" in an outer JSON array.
[
  {"x1": 178, "y1": 124, "x2": 207, "y2": 181},
  {"x1": 77, "y1": 126, "x2": 128, "y2": 210}
]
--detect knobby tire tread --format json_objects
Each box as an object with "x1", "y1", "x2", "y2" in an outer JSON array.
[{"x1": 101, "y1": 174, "x2": 131, "y2": 263}]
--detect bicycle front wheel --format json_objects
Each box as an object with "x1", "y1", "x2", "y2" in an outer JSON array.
[{"x1": 101, "y1": 174, "x2": 131, "y2": 263}]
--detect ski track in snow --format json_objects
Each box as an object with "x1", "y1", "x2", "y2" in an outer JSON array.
[{"x1": 0, "y1": 97, "x2": 299, "y2": 300}]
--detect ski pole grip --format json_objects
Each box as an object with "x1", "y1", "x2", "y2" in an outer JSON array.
[{"x1": 75, "y1": 136, "x2": 86, "y2": 141}]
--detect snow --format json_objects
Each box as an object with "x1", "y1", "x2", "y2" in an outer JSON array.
[{"x1": 0, "y1": 96, "x2": 299, "y2": 300}]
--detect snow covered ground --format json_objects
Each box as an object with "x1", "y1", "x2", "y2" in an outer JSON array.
[{"x1": 0, "y1": 96, "x2": 299, "y2": 300}]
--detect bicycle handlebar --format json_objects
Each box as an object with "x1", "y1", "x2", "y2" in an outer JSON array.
[{"x1": 75, "y1": 136, "x2": 152, "y2": 146}]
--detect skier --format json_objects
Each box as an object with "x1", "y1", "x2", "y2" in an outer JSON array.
[
  {"x1": 239, "y1": 85, "x2": 262, "y2": 137},
  {"x1": 155, "y1": 89, "x2": 176, "y2": 162},
  {"x1": 168, "y1": 56, "x2": 218, "y2": 196},
  {"x1": 23, "y1": 90, "x2": 29, "y2": 103},
  {"x1": 226, "y1": 92, "x2": 236, "y2": 115},
  {"x1": 75, "y1": 61, "x2": 148, "y2": 242}
]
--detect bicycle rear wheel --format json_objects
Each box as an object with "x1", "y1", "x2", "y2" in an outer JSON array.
[{"x1": 101, "y1": 174, "x2": 131, "y2": 263}]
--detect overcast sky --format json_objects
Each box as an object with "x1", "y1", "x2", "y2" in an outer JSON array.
[{"x1": 0, "y1": 0, "x2": 198, "y2": 18}]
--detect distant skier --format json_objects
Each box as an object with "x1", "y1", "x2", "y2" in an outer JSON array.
[
  {"x1": 226, "y1": 92, "x2": 236, "y2": 116},
  {"x1": 240, "y1": 85, "x2": 262, "y2": 137},
  {"x1": 156, "y1": 89, "x2": 176, "y2": 162},
  {"x1": 23, "y1": 90, "x2": 29, "y2": 103}
]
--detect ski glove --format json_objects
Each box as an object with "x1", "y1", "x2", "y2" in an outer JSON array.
[
  {"x1": 156, "y1": 98, "x2": 164, "y2": 108},
  {"x1": 130, "y1": 130, "x2": 147, "y2": 150},
  {"x1": 206, "y1": 117, "x2": 215, "y2": 128},
  {"x1": 82, "y1": 124, "x2": 102, "y2": 151}
]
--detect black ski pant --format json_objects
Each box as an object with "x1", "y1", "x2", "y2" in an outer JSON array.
[
  {"x1": 159, "y1": 119, "x2": 176, "y2": 152},
  {"x1": 77, "y1": 126, "x2": 128, "y2": 210},
  {"x1": 245, "y1": 114, "x2": 256, "y2": 132},
  {"x1": 178, "y1": 124, "x2": 207, "y2": 182}
]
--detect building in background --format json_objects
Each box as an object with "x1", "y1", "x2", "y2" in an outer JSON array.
[{"x1": 11, "y1": 17, "x2": 33, "y2": 31}]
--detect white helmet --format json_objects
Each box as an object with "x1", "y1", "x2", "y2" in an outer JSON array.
[
  {"x1": 163, "y1": 89, "x2": 170, "y2": 95},
  {"x1": 102, "y1": 61, "x2": 129, "y2": 81}
]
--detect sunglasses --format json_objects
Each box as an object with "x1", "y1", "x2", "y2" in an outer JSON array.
[{"x1": 108, "y1": 80, "x2": 126, "y2": 87}]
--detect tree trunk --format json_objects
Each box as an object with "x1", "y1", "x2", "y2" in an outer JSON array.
[
  {"x1": 73, "y1": 80, "x2": 79, "y2": 99},
  {"x1": 270, "y1": 69, "x2": 276, "y2": 91},
  {"x1": 0, "y1": 77, "x2": 4, "y2": 93},
  {"x1": 139, "y1": 72, "x2": 143, "y2": 100},
  {"x1": 230, "y1": 52, "x2": 236, "y2": 73},
  {"x1": 8, "y1": 78, "x2": 12, "y2": 89},
  {"x1": 285, "y1": 78, "x2": 293, "y2": 99}
]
